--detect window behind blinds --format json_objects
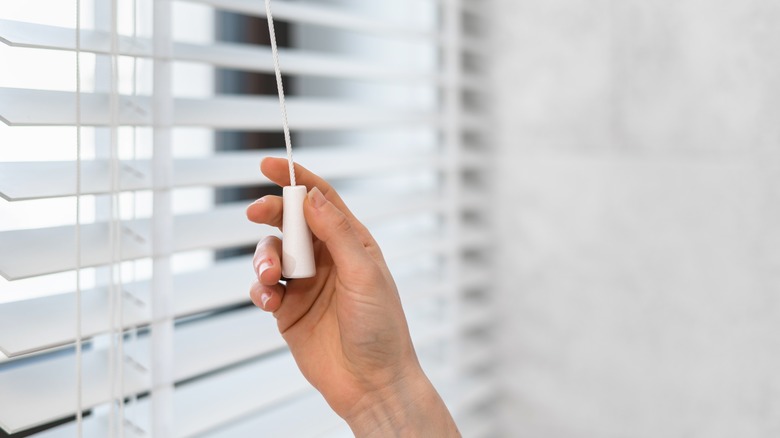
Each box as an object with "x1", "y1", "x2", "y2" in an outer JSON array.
[{"x1": 0, "y1": 0, "x2": 497, "y2": 436}]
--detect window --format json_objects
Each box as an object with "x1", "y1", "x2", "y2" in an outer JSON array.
[{"x1": 0, "y1": 0, "x2": 496, "y2": 436}]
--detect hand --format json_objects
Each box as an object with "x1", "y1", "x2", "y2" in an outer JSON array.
[{"x1": 247, "y1": 158, "x2": 460, "y2": 437}]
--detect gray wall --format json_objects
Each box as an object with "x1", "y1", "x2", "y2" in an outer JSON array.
[{"x1": 492, "y1": 1, "x2": 780, "y2": 436}]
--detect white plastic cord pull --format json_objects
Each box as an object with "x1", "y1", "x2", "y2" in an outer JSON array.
[
  {"x1": 265, "y1": 0, "x2": 316, "y2": 278},
  {"x1": 282, "y1": 186, "x2": 316, "y2": 278}
]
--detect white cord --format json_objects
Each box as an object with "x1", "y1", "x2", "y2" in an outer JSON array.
[
  {"x1": 264, "y1": 0, "x2": 297, "y2": 186},
  {"x1": 74, "y1": 0, "x2": 83, "y2": 436},
  {"x1": 108, "y1": 0, "x2": 123, "y2": 434},
  {"x1": 123, "y1": 0, "x2": 140, "y2": 434}
]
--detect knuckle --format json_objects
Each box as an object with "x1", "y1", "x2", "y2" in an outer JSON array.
[
  {"x1": 249, "y1": 285, "x2": 261, "y2": 307},
  {"x1": 270, "y1": 203, "x2": 284, "y2": 226},
  {"x1": 319, "y1": 183, "x2": 335, "y2": 199},
  {"x1": 254, "y1": 236, "x2": 281, "y2": 271},
  {"x1": 256, "y1": 235, "x2": 279, "y2": 252},
  {"x1": 333, "y1": 213, "x2": 353, "y2": 235}
]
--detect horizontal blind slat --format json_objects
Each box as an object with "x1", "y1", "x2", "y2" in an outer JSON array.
[
  {"x1": 0, "y1": 349, "x2": 146, "y2": 433},
  {"x1": 461, "y1": 303, "x2": 492, "y2": 331},
  {"x1": 0, "y1": 2, "x2": 433, "y2": 43},
  {"x1": 318, "y1": 425, "x2": 357, "y2": 438},
  {"x1": 174, "y1": 353, "x2": 311, "y2": 437},
  {"x1": 461, "y1": 1, "x2": 490, "y2": 19},
  {"x1": 461, "y1": 37, "x2": 486, "y2": 57},
  {"x1": 35, "y1": 353, "x2": 312, "y2": 438},
  {"x1": 0, "y1": 88, "x2": 435, "y2": 128},
  {"x1": 0, "y1": 307, "x2": 286, "y2": 433},
  {"x1": 172, "y1": 308, "x2": 286, "y2": 383},
  {"x1": 174, "y1": 42, "x2": 433, "y2": 81},
  {"x1": 0, "y1": 19, "x2": 432, "y2": 81},
  {"x1": 450, "y1": 378, "x2": 499, "y2": 438},
  {"x1": 461, "y1": 73, "x2": 487, "y2": 92},
  {"x1": 0, "y1": 306, "x2": 450, "y2": 433},
  {"x1": 183, "y1": 0, "x2": 432, "y2": 39},
  {"x1": 446, "y1": 378, "x2": 498, "y2": 418},
  {"x1": 461, "y1": 227, "x2": 490, "y2": 250},
  {"x1": 0, "y1": 203, "x2": 269, "y2": 280},
  {"x1": 461, "y1": 342, "x2": 494, "y2": 371},
  {"x1": 0, "y1": 150, "x2": 439, "y2": 200},
  {"x1": 457, "y1": 417, "x2": 495, "y2": 438},
  {"x1": 0, "y1": 256, "x2": 253, "y2": 357},
  {"x1": 376, "y1": 229, "x2": 446, "y2": 261},
  {"x1": 0, "y1": 262, "x2": 444, "y2": 358},
  {"x1": 36, "y1": 416, "x2": 145, "y2": 438},
  {"x1": 0, "y1": 19, "x2": 148, "y2": 55},
  {"x1": 207, "y1": 391, "x2": 344, "y2": 438},
  {"x1": 0, "y1": 195, "x2": 441, "y2": 280}
]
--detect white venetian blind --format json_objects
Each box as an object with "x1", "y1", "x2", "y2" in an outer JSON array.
[{"x1": 0, "y1": 0, "x2": 497, "y2": 436}]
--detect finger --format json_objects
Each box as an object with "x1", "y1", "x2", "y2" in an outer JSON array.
[
  {"x1": 261, "y1": 157, "x2": 357, "y2": 217},
  {"x1": 246, "y1": 195, "x2": 283, "y2": 230},
  {"x1": 261, "y1": 157, "x2": 329, "y2": 193},
  {"x1": 261, "y1": 157, "x2": 384, "y2": 260},
  {"x1": 249, "y1": 279, "x2": 286, "y2": 313},
  {"x1": 253, "y1": 236, "x2": 283, "y2": 286},
  {"x1": 272, "y1": 273, "x2": 329, "y2": 333},
  {"x1": 304, "y1": 186, "x2": 374, "y2": 274}
]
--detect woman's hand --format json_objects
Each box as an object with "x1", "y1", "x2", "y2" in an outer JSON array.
[{"x1": 247, "y1": 158, "x2": 459, "y2": 437}]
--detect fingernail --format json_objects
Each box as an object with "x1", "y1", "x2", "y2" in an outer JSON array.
[
  {"x1": 258, "y1": 259, "x2": 273, "y2": 277},
  {"x1": 251, "y1": 197, "x2": 266, "y2": 205},
  {"x1": 309, "y1": 187, "x2": 326, "y2": 209},
  {"x1": 260, "y1": 292, "x2": 271, "y2": 309}
]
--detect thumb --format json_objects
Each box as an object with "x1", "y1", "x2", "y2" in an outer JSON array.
[{"x1": 304, "y1": 187, "x2": 371, "y2": 271}]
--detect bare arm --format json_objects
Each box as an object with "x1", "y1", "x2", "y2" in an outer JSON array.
[{"x1": 246, "y1": 157, "x2": 460, "y2": 437}]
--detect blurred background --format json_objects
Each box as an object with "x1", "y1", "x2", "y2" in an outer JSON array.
[
  {"x1": 493, "y1": 0, "x2": 780, "y2": 436},
  {"x1": 1, "y1": 0, "x2": 778, "y2": 437}
]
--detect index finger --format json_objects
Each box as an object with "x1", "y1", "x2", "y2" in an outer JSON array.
[
  {"x1": 261, "y1": 157, "x2": 353, "y2": 216},
  {"x1": 260, "y1": 157, "x2": 377, "y2": 248}
]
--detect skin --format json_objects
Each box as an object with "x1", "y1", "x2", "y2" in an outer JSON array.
[{"x1": 247, "y1": 157, "x2": 460, "y2": 437}]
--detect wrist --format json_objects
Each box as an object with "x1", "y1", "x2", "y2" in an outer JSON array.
[{"x1": 345, "y1": 365, "x2": 460, "y2": 437}]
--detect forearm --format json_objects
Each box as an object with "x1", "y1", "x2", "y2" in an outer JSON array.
[{"x1": 345, "y1": 370, "x2": 461, "y2": 438}]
